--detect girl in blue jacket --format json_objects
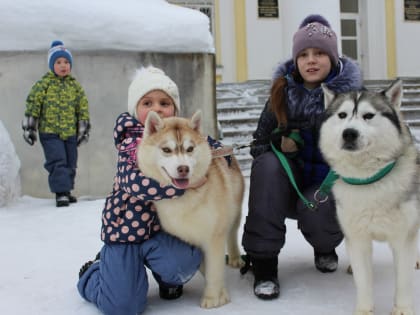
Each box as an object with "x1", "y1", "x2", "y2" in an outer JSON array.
[
  {"x1": 77, "y1": 66, "x2": 221, "y2": 315},
  {"x1": 241, "y1": 15, "x2": 363, "y2": 300}
]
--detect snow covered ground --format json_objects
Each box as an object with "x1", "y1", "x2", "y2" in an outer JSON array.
[{"x1": 1, "y1": 181, "x2": 420, "y2": 315}]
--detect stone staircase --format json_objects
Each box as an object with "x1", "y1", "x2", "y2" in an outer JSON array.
[{"x1": 216, "y1": 78, "x2": 420, "y2": 175}]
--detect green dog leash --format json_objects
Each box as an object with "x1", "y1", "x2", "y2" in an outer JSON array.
[{"x1": 271, "y1": 141, "x2": 336, "y2": 209}]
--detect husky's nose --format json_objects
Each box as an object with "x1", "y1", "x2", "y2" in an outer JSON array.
[
  {"x1": 177, "y1": 165, "x2": 189, "y2": 177},
  {"x1": 342, "y1": 128, "x2": 359, "y2": 150}
]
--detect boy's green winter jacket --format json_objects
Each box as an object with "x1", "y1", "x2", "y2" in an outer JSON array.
[{"x1": 25, "y1": 71, "x2": 90, "y2": 140}]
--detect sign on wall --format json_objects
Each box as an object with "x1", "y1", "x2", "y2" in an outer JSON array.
[
  {"x1": 404, "y1": 0, "x2": 420, "y2": 21},
  {"x1": 258, "y1": 0, "x2": 279, "y2": 18}
]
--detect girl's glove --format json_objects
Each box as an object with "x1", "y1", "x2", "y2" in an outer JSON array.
[
  {"x1": 281, "y1": 134, "x2": 299, "y2": 153},
  {"x1": 269, "y1": 127, "x2": 288, "y2": 152},
  {"x1": 77, "y1": 120, "x2": 90, "y2": 146},
  {"x1": 22, "y1": 116, "x2": 38, "y2": 146},
  {"x1": 270, "y1": 128, "x2": 302, "y2": 154}
]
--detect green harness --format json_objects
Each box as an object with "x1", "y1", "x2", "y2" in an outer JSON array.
[{"x1": 270, "y1": 133, "x2": 396, "y2": 210}]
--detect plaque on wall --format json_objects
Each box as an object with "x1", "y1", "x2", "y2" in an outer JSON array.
[
  {"x1": 258, "y1": 0, "x2": 279, "y2": 18},
  {"x1": 405, "y1": 0, "x2": 420, "y2": 21}
]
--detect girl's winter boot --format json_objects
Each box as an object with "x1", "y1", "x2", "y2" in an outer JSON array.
[{"x1": 250, "y1": 256, "x2": 279, "y2": 300}]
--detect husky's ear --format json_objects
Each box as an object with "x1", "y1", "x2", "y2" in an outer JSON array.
[
  {"x1": 321, "y1": 83, "x2": 336, "y2": 109},
  {"x1": 144, "y1": 111, "x2": 164, "y2": 137},
  {"x1": 190, "y1": 110, "x2": 202, "y2": 133},
  {"x1": 384, "y1": 79, "x2": 402, "y2": 109}
]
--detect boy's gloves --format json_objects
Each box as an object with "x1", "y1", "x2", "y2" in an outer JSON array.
[
  {"x1": 22, "y1": 116, "x2": 38, "y2": 146},
  {"x1": 77, "y1": 120, "x2": 90, "y2": 146}
]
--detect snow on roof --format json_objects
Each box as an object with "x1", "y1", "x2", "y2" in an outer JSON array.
[{"x1": 1, "y1": 0, "x2": 215, "y2": 53}]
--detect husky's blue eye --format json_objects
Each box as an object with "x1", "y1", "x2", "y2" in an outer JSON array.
[
  {"x1": 363, "y1": 113, "x2": 375, "y2": 120},
  {"x1": 162, "y1": 147, "x2": 171, "y2": 153},
  {"x1": 338, "y1": 112, "x2": 347, "y2": 119}
]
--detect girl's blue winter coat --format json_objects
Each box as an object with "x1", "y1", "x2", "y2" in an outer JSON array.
[
  {"x1": 250, "y1": 57, "x2": 363, "y2": 188},
  {"x1": 101, "y1": 112, "x2": 222, "y2": 244}
]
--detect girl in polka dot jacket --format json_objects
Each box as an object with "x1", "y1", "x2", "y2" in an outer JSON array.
[{"x1": 77, "y1": 66, "x2": 223, "y2": 315}]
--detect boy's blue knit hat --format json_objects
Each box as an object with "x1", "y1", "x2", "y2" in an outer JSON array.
[{"x1": 47, "y1": 40, "x2": 73, "y2": 72}]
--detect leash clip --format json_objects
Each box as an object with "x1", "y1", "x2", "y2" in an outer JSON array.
[{"x1": 313, "y1": 189, "x2": 329, "y2": 203}]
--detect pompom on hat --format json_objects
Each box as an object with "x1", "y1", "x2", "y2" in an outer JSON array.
[
  {"x1": 128, "y1": 66, "x2": 181, "y2": 119},
  {"x1": 292, "y1": 14, "x2": 339, "y2": 66},
  {"x1": 48, "y1": 40, "x2": 73, "y2": 73}
]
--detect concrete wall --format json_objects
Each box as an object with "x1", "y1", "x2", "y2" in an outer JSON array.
[
  {"x1": 0, "y1": 51, "x2": 216, "y2": 198},
  {"x1": 394, "y1": 0, "x2": 420, "y2": 78},
  {"x1": 360, "y1": 0, "x2": 387, "y2": 80},
  {"x1": 218, "y1": 0, "x2": 236, "y2": 83},
  {"x1": 245, "y1": 0, "x2": 283, "y2": 80}
]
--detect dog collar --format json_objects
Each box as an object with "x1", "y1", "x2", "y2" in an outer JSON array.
[{"x1": 339, "y1": 161, "x2": 396, "y2": 185}]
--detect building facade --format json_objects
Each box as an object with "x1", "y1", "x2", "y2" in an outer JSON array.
[{"x1": 170, "y1": 0, "x2": 420, "y2": 83}]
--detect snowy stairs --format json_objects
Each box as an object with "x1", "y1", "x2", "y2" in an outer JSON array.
[
  {"x1": 364, "y1": 79, "x2": 420, "y2": 127},
  {"x1": 217, "y1": 80, "x2": 270, "y2": 176},
  {"x1": 217, "y1": 78, "x2": 420, "y2": 175}
]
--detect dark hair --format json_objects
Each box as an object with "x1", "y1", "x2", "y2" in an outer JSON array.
[
  {"x1": 268, "y1": 77, "x2": 287, "y2": 128},
  {"x1": 269, "y1": 68, "x2": 302, "y2": 128}
]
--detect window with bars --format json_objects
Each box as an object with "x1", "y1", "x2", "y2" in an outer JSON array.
[{"x1": 340, "y1": 0, "x2": 360, "y2": 62}]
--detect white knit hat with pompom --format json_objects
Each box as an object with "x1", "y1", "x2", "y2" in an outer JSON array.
[{"x1": 128, "y1": 66, "x2": 180, "y2": 119}]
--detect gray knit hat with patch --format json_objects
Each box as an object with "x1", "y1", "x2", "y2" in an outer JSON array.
[{"x1": 292, "y1": 14, "x2": 339, "y2": 66}]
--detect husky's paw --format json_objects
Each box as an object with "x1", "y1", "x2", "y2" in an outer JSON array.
[
  {"x1": 200, "y1": 288, "x2": 230, "y2": 308},
  {"x1": 391, "y1": 306, "x2": 414, "y2": 315},
  {"x1": 226, "y1": 255, "x2": 244, "y2": 268}
]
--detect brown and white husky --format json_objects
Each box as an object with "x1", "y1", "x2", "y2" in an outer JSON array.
[{"x1": 137, "y1": 111, "x2": 244, "y2": 308}]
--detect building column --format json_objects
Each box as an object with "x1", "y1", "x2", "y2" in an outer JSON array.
[
  {"x1": 385, "y1": 0, "x2": 397, "y2": 79},
  {"x1": 234, "y1": 0, "x2": 248, "y2": 82}
]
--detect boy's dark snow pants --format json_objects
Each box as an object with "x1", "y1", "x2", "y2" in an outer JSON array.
[{"x1": 39, "y1": 133, "x2": 77, "y2": 193}]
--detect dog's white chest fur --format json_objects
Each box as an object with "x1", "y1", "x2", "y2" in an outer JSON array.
[{"x1": 333, "y1": 179, "x2": 420, "y2": 241}]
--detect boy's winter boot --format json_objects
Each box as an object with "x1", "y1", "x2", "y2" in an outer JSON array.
[
  {"x1": 250, "y1": 256, "x2": 279, "y2": 300},
  {"x1": 66, "y1": 192, "x2": 77, "y2": 203},
  {"x1": 56, "y1": 192, "x2": 70, "y2": 207},
  {"x1": 314, "y1": 249, "x2": 338, "y2": 273}
]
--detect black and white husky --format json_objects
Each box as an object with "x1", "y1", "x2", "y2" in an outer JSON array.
[{"x1": 319, "y1": 80, "x2": 420, "y2": 315}]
